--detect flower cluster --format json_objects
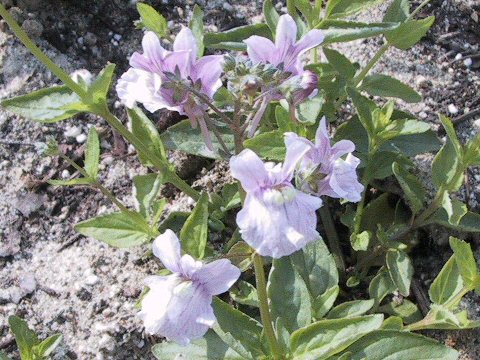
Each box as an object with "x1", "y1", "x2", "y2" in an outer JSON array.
[
  {"x1": 119, "y1": 14, "x2": 363, "y2": 346},
  {"x1": 232, "y1": 118, "x2": 362, "y2": 259}
]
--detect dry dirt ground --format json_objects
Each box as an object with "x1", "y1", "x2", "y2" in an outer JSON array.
[{"x1": 0, "y1": 0, "x2": 479, "y2": 359}]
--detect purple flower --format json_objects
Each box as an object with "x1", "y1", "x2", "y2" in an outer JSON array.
[
  {"x1": 279, "y1": 70, "x2": 319, "y2": 107},
  {"x1": 138, "y1": 230, "x2": 240, "y2": 345},
  {"x1": 286, "y1": 117, "x2": 364, "y2": 202},
  {"x1": 116, "y1": 28, "x2": 224, "y2": 149},
  {"x1": 230, "y1": 143, "x2": 323, "y2": 259},
  {"x1": 244, "y1": 14, "x2": 324, "y2": 75}
]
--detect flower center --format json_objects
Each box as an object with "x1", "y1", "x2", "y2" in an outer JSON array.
[{"x1": 263, "y1": 184, "x2": 296, "y2": 205}]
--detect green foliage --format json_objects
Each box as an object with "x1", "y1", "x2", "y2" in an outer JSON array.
[
  {"x1": 132, "y1": 173, "x2": 165, "y2": 221},
  {"x1": 8, "y1": 316, "x2": 62, "y2": 360},
  {"x1": 180, "y1": 192, "x2": 209, "y2": 259},
  {"x1": 230, "y1": 280, "x2": 259, "y2": 307},
  {"x1": 1, "y1": 85, "x2": 84, "y2": 123},
  {"x1": 386, "y1": 249, "x2": 413, "y2": 297},
  {"x1": 319, "y1": 20, "x2": 401, "y2": 45},
  {"x1": 189, "y1": 5, "x2": 205, "y2": 57},
  {"x1": 325, "y1": 0, "x2": 385, "y2": 19},
  {"x1": 360, "y1": 74, "x2": 422, "y2": 103},
  {"x1": 136, "y1": 2, "x2": 168, "y2": 38},
  {"x1": 386, "y1": 16, "x2": 435, "y2": 50},
  {"x1": 204, "y1": 23, "x2": 271, "y2": 51},
  {"x1": 74, "y1": 211, "x2": 154, "y2": 248},
  {"x1": 383, "y1": 0, "x2": 410, "y2": 23},
  {"x1": 243, "y1": 130, "x2": 285, "y2": 161},
  {"x1": 86, "y1": 63, "x2": 116, "y2": 106},
  {"x1": 327, "y1": 299, "x2": 375, "y2": 319},
  {"x1": 263, "y1": 0, "x2": 280, "y2": 36},
  {"x1": 84, "y1": 127, "x2": 100, "y2": 180},
  {"x1": 392, "y1": 162, "x2": 426, "y2": 215}
]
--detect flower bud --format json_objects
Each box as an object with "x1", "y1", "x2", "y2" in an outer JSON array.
[{"x1": 280, "y1": 70, "x2": 318, "y2": 107}]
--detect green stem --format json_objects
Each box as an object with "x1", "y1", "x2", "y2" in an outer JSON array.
[
  {"x1": 0, "y1": 4, "x2": 86, "y2": 99},
  {"x1": 352, "y1": 44, "x2": 389, "y2": 87},
  {"x1": 253, "y1": 254, "x2": 283, "y2": 359},
  {"x1": 58, "y1": 153, "x2": 129, "y2": 213},
  {"x1": 0, "y1": 4, "x2": 200, "y2": 201},
  {"x1": 319, "y1": 204, "x2": 346, "y2": 276},
  {"x1": 413, "y1": 188, "x2": 445, "y2": 227}
]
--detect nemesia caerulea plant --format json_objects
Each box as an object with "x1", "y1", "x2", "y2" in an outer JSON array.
[{"x1": 2, "y1": 0, "x2": 480, "y2": 359}]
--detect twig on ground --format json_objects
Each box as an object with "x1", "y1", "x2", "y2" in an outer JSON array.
[{"x1": 57, "y1": 233, "x2": 83, "y2": 252}]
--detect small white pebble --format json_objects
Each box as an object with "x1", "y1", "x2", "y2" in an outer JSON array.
[
  {"x1": 76, "y1": 133, "x2": 87, "y2": 143},
  {"x1": 455, "y1": 53, "x2": 463, "y2": 60},
  {"x1": 448, "y1": 104, "x2": 459, "y2": 115},
  {"x1": 64, "y1": 126, "x2": 82, "y2": 138},
  {"x1": 113, "y1": 33, "x2": 122, "y2": 41},
  {"x1": 85, "y1": 274, "x2": 99, "y2": 285},
  {"x1": 448, "y1": 67, "x2": 454, "y2": 74},
  {"x1": 419, "y1": 111, "x2": 428, "y2": 119},
  {"x1": 464, "y1": 58, "x2": 473, "y2": 67},
  {"x1": 61, "y1": 169, "x2": 70, "y2": 179}
]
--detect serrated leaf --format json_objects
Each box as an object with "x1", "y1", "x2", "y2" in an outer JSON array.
[
  {"x1": 189, "y1": 5, "x2": 204, "y2": 57},
  {"x1": 449, "y1": 237, "x2": 478, "y2": 287},
  {"x1": 319, "y1": 20, "x2": 400, "y2": 45},
  {"x1": 1, "y1": 85, "x2": 83, "y2": 123},
  {"x1": 361, "y1": 74, "x2": 422, "y2": 103},
  {"x1": 290, "y1": 315, "x2": 384, "y2": 359},
  {"x1": 128, "y1": 106, "x2": 167, "y2": 166},
  {"x1": 161, "y1": 119, "x2": 235, "y2": 159},
  {"x1": 369, "y1": 268, "x2": 396, "y2": 307},
  {"x1": 383, "y1": 0, "x2": 409, "y2": 22},
  {"x1": 386, "y1": 250, "x2": 413, "y2": 297},
  {"x1": 386, "y1": 16, "x2": 435, "y2": 50},
  {"x1": 136, "y1": 2, "x2": 168, "y2": 37},
  {"x1": 75, "y1": 211, "x2": 153, "y2": 248},
  {"x1": 180, "y1": 192, "x2": 209, "y2": 259},
  {"x1": 87, "y1": 63, "x2": 115, "y2": 105},
  {"x1": 133, "y1": 174, "x2": 164, "y2": 219},
  {"x1": 32, "y1": 333, "x2": 62, "y2": 357},
  {"x1": 324, "y1": 48, "x2": 356, "y2": 79},
  {"x1": 152, "y1": 330, "x2": 243, "y2": 360},
  {"x1": 392, "y1": 162, "x2": 426, "y2": 214},
  {"x1": 212, "y1": 298, "x2": 264, "y2": 359},
  {"x1": 8, "y1": 316, "x2": 39, "y2": 360},
  {"x1": 338, "y1": 330, "x2": 458, "y2": 359},
  {"x1": 429, "y1": 255, "x2": 464, "y2": 305},
  {"x1": 243, "y1": 130, "x2": 285, "y2": 161},
  {"x1": 325, "y1": 0, "x2": 384, "y2": 18},
  {"x1": 263, "y1": 0, "x2": 280, "y2": 36},
  {"x1": 441, "y1": 193, "x2": 467, "y2": 226},
  {"x1": 84, "y1": 127, "x2": 100, "y2": 180},
  {"x1": 230, "y1": 280, "x2": 258, "y2": 307},
  {"x1": 268, "y1": 257, "x2": 312, "y2": 333},
  {"x1": 327, "y1": 299, "x2": 375, "y2": 319}
]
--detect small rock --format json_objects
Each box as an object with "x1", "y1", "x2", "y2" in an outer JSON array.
[
  {"x1": 464, "y1": 58, "x2": 473, "y2": 67},
  {"x1": 85, "y1": 274, "x2": 99, "y2": 285},
  {"x1": 223, "y1": 2, "x2": 233, "y2": 12},
  {"x1": 61, "y1": 169, "x2": 70, "y2": 179},
  {"x1": 448, "y1": 104, "x2": 459, "y2": 115},
  {"x1": 76, "y1": 133, "x2": 87, "y2": 143},
  {"x1": 455, "y1": 53, "x2": 463, "y2": 61},
  {"x1": 0, "y1": 230, "x2": 21, "y2": 257},
  {"x1": 21, "y1": 19, "x2": 43, "y2": 39},
  {"x1": 64, "y1": 126, "x2": 82, "y2": 138},
  {"x1": 19, "y1": 274, "x2": 37, "y2": 294},
  {"x1": 84, "y1": 32, "x2": 97, "y2": 46},
  {"x1": 13, "y1": 192, "x2": 44, "y2": 217},
  {"x1": 9, "y1": 287, "x2": 24, "y2": 304},
  {"x1": 113, "y1": 33, "x2": 122, "y2": 41}
]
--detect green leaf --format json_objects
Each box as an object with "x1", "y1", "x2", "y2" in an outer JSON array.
[
  {"x1": 161, "y1": 119, "x2": 235, "y2": 159},
  {"x1": 87, "y1": 63, "x2": 115, "y2": 105},
  {"x1": 152, "y1": 330, "x2": 243, "y2": 360},
  {"x1": 339, "y1": 330, "x2": 458, "y2": 359},
  {"x1": 429, "y1": 255, "x2": 464, "y2": 305},
  {"x1": 325, "y1": 0, "x2": 384, "y2": 18},
  {"x1": 158, "y1": 211, "x2": 189, "y2": 234},
  {"x1": 180, "y1": 192, "x2": 209, "y2": 259},
  {"x1": 427, "y1": 209, "x2": 480, "y2": 232},
  {"x1": 8, "y1": 315, "x2": 39, "y2": 360},
  {"x1": 324, "y1": 48, "x2": 356, "y2": 79},
  {"x1": 189, "y1": 5, "x2": 204, "y2": 57},
  {"x1": 319, "y1": 20, "x2": 400, "y2": 45},
  {"x1": 263, "y1": 0, "x2": 280, "y2": 36},
  {"x1": 212, "y1": 298, "x2": 264, "y2": 359},
  {"x1": 48, "y1": 178, "x2": 94, "y2": 186},
  {"x1": 463, "y1": 133, "x2": 480, "y2": 167},
  {"x1": 291, "y1": 239, "x2": 339, "y2": 300},
  {"x1": 441, "y1": 193, "x2": 467, "y2": 226},
  {"x1": 226, "y1": 241, "x2": 254, "y2": 272},
  {"x1": 380, "y1": 299, "x2": 422, "y2": 324},
  {"x1": 439, "y1": 114, "x2": 463, "y2": 156},
  {"x1": 360, "y1": 74, "x2": 422, "y2": 103},
  {"x1": 84, "y1": 127, "x2": 100, "y2": 180},
  {"x1": 386, "y1": 250, "x2": 413, "y2": 297},
  {"x1": 314, "y1": 285, "x2": 340, "y2": 319},
  {"x1": 293, "y1": 92, "x2": 325, "y2": 124},
  {"x1": 381, "y1": 316, "x2": 404, "y2": 330},
  {"x1": 449, "y1": 237, "x2": 478, "y2": 287},
  {"x1": 128, "y1": 107, "x2": 167, "y2": 166},
  {"x1": 392, "y1": 162, "x2": 426, "y2": 214},
  {"x1": 327, "y1": 299, "x2": 375, "y2": 319},
  {"x1": 369, "y1": 268, "x2": 396, "y2": 307},
  {"x1": 204, "y1": 23, "x2": 271, "y2": 51},
  {"x1": 432, "y1": 142, "x2": 463, "y2": 191},
  {"x1": 350, "y1": 231, "x2": 371, "y2": 251},
  {"x1": 230, "y1": 280, "x2": 258, "y2": 307},
  {"x1": 32, "y1": 334, "x2": 62, "y2": 357},
  {"x1": 347, "y1": 87, "x2": 377, "y2": 137},
  {"x1": 295, "y1": 0, "x2": 317, "y2": 26},
  {"x1": 75, "y1": 211, "x2": 152, "y2": 248},
  {"x1": 243, "y1": 130, "x2": 285, "y2": 161},
  {"x1": 136, "y1": 2, "x2": 168, "y2": 37},
  {"x1": 1, "y1": 85, "x2": 83, "y2": 123},
  {"x1": 268, "y1": 257, "x2": 312, "y2": 333},
  {"x1": 0, "y1": 351, "x2": 10, "y2": 360},
  {"x1": 386, "y1": 16, "x2": 435, "y2": 50},
  {"x1": 290, "y1": 315, "x2": 384, "y2": 359},
  {"x1": 275, "y1": 105, "x2": 296, "y2": 133},
  {"x1": 133, "y1": 174, "x2": 164, "y2": 219},
  {"x1": 383, "y1": 0, "x2": 409, "y2": 23}
]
